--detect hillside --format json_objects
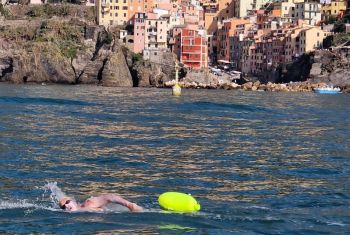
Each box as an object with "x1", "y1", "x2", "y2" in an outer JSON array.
[{"x1": 0, "y1": 4, "x2": 133, "y2": 86}]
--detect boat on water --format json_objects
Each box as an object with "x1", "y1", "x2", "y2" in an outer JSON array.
[{"x1": 313, "y1": 86, "x2": 341, "y2": 94}]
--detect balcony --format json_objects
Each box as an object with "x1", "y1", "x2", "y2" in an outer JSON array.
[
  {"x1": 204, "y1": 9, "x2": 218, "y2": 14},
  {"x1": 182, "y1": 50, "x2": 201, "y2": 54},
  {"x1": 149, "y1": 38, "x2": 157, "y2": 43}
]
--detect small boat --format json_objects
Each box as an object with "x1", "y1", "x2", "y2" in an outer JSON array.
[{"x1": 313, "y1": 86, "x2": 341, "y2": 94}]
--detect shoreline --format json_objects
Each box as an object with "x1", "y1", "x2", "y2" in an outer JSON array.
[{"x1": 1, "y1": 80, "x2": 349, "y2": 94}]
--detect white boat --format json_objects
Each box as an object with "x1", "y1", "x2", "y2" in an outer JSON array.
[{"x1": 313, "y1": 86, "x2": 341, "y2": 94}]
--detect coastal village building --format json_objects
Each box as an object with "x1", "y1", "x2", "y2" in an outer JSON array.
[
  {"x1": 226, "y1": 3, "x2": 330, "y2": 76},
  {"x1": 92, "y1": 0, "x2": 336, "y2": 71},
  {"x1": 272, "y1": 0, "x2": 296, "y2": 23},
  {"x1": 128, "y1": 0, "x2": 145, "y2": 25},
  {"x1": 217, "y1": 18, "x2": 250, "y2": 62},
  {"x1": 321, "y1": 0, "x2": 347, "y2": 21},
  {"x1": 234, "y1": 0, "x2": 270, "y2": 18},
  {"x1": 133, "y1": 12, "x2": 147, "y2": 53},
  {"x1": 294, "y1": 1, "x2": 322, "y2": 26},
  {"x1": 201, "y1": 0, "x2": 235, "y2": 62},
  {"x1": 97, "y1": 0, "x2": 130, "y2": 26},
  {"x1": 298, "y1": 25, "x2": 329, "y2": 53},
  {"x1": 176, "y1": 28, "x2": 209, "y2": 69},
  {"x1": 143, "y1": 15, "x2": 168, "y2": 61},
  {"x1": 271, "y1": 0, "x2": 322, "y2": 26}
]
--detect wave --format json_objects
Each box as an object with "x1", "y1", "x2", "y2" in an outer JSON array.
[
  {"x1": 190, "y1": 101, "x2": 268, "y2": 112},
  {"x1": 0, "y1": 96, "x2": 95, "y2": 106}
]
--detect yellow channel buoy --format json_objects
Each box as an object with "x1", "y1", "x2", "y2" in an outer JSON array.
[
  {"x1": 158, "y1": 192, "x2": 200, "y2": 212},
  {"x1": 172, "y1": 83, "x2": 181, "y2": 96}
]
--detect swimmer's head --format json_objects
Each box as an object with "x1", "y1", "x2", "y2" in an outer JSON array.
[{"x1": 59, "y1": 197, "x2": 78, "y2": 211}]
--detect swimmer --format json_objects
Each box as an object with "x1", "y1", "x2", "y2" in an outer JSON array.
[{"x1": 58, "y1": 194, "x2": 143, "y2": 212}]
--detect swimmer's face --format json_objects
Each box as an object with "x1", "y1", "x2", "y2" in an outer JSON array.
[{"x1": 59, "y1": 197, "x2": 78, "y2": 211}]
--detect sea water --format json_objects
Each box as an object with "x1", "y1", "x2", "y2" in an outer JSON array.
[{"x1": 0, "y1": 84, "x2": 349, "y2": 234}]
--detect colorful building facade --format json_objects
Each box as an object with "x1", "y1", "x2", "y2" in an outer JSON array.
[{"x1": 177, "y1": 28, "x2": 208, "y2": 69}]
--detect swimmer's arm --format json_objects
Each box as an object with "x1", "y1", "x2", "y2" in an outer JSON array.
[{"x1": 83, "y1": 194, "x2": 143, "y2": 212}]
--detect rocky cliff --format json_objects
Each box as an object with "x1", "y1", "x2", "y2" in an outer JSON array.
[{"x1": 0, "y1": 5, "x2": 133, "y2": 86}]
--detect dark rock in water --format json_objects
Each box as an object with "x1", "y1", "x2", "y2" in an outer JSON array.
[{"x1": 0, "y1": 57, "x2": 14, "y2": 80}]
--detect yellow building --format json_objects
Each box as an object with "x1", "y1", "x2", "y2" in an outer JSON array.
[
  {"x1": 299, "y1": 26, "x2": 329, "y2": 54},
  {"x1": 321, "y1": 0, "x2": 347, "y2": 21},
  {"x1": 97, "y1": 0, "x2": 148, "y2": 27},
  {"x1": 97, "y1": 0, "x2": 129, "y2": 27}
]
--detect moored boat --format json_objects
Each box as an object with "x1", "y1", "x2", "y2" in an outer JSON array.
[{"x1": 313, "y1": 86, "x2": 341, "y2": 94}]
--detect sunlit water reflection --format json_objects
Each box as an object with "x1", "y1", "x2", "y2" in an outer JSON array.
[{"x1": 0, "y1": 84, "x2": 349, "y2": 234}]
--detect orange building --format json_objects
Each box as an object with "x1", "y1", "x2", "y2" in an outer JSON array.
[
  {"x1": 128, "y1": 0, "x2": 145, "y2": 24},
  {"x1": 176, "y1": 28, "x2": 208, "y2": 69},
  {"x1": 217, "y1": 18, "x2": 250, "y2": 61},
  {"x1": 202, "y1": 0, "x2": 235, "y2": 62},
  {"x1": 144, "y1": 0, "x2": 155, "y2": 12}
]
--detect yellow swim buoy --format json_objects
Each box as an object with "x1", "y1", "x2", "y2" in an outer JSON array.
[{"x1": 158, "y1": 192, "x2": 200, "y2": 212}]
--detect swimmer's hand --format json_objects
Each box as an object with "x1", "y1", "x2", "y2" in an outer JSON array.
[{"x1": 127, "y1": 202, "x2": 143, "y2": 212}]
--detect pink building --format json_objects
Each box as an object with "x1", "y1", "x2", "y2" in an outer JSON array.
[
  {"x1": 158, "y1": 0, "x2": 180, "y2": 13},
  {"x1": 133, "y1": 12, "x2": 146, "y2": 54}
]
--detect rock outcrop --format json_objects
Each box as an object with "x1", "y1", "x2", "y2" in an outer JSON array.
[
  {"x1": 123, "y1": 49, "x2": 179, "y2": 87},
  {"x1": 307, "y1": 49, "x2": 350, "y2": 89}
]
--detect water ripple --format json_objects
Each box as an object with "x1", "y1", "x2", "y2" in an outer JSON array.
[{"x1": 0, "y1": 84, "x2": 350, "y2": 234}]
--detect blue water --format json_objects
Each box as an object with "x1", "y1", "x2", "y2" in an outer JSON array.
[{"x1": 0, "y1": 84, "x2": 349, "y2": 234}]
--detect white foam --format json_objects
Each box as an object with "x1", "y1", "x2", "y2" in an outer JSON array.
[
  {"x1": 0, "y1": 199, "x2": 60, "y2": 211},
  {"x1": 43, "y1": 182, "x2": 67, "y2": 202},
  {"x1": 248, "y1": 205, "x2": 271, "y2": 210},
  {"x1": 326, "y1": 221, "x2": 346, "y2": 226}
]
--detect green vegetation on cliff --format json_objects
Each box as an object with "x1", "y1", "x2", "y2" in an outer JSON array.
[
  {"x1": 3, "y1": 4, "x2": 95, "y2": 22},
  {"x1": 0, "y1": 17, "x2": 87, "y2": 62},
  {"x1": 0, "y1": 4, "x2": 9, "y2": 17}
]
